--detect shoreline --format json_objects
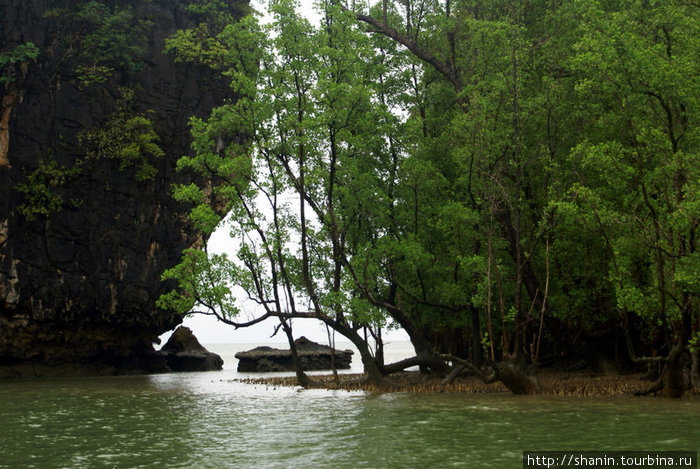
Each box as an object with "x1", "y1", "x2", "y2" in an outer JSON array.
[{"x1": 236, "y1": 370, "x2": 699, "y2": 398}]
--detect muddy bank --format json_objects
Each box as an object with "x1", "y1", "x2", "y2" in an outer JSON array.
[{"x1": 236, "y1": 370, "x2": 699, "y2": 398}]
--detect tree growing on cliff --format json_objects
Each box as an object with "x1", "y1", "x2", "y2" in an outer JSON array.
[{"x1": 44, "y1": 1, "x2": 151, "y2": 85}]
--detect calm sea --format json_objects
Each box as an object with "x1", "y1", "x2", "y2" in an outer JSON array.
[{"x1": 1, "y1": 341, "x2": 698, "y2": 468}]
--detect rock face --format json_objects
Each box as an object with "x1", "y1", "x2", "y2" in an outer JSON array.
[
  {"x1": 159, "y1": 326, "x2": 223, "y2": 372},
  {"x1": 235, "y1": 337, "x2": 354, "y2": 372},
  {"x1": 0, "y1": 0, "x2": 245, "y2": 376}
]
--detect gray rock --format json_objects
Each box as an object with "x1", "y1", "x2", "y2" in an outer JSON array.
[
  {"x1": 235, "y1": 336, "x2": 353, "y2": 372},
  {"x1": 159, "y1": 326, "x2": 223, "y2": 372}
]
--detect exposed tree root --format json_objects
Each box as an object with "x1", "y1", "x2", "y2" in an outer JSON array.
[
  {"x1": 441, "y1": 365, "x2": 467, "y2": 385},
  {"x1": 440, "y1": 354, "x2": 539, "y2": 394},
  {"x1": 234, "y1": 369, "x2": 694, "y2": 397},
  {"x1": 495, "y1": 361, "x2": 540, "y2": 395},
  {"x1": 633, "y1": 379, "x2": 664, "y2": 397}
]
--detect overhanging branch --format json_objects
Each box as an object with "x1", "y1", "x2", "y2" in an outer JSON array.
[
  {"x1": 335, "y1": 1, "x2": 464, "y2": 94},
  {"x1": 190, "y1": 309, "x2": 320, "y2": 329}
]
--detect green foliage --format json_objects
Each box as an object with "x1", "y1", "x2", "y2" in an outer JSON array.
[
  {"x1": 0, "y1": 42, "x2": 40, "y2": 84},
  {"x1": 480, "y1": 332, "x2": 492, "y2": 355},
  {"x1": 164, "y1": 1, "x2": 255, "y2": 71},
  {"x1": 184, "y1": 0, "x2": 247, "y2": 29},
  {"x1": 74, "y1": 64, "x2": 114, "y2": 85},
  {"x1": 80, "y1": 89, "x2": 164, "y2": 182},
  {"x1": 160, "y1": 0, "x2": 699, "y2": 368},
  {"x1": 164, "y1": 25, "x2": 234, "y2": 70},
  {"x1": 45, "y1": 1, "x2": 150, "y2": 85},
  {"x1": 558, "y1": 0, "x2": 700, "y2": 330},
  {"x1": 690, "y1": 332, "x2": 700, "y2": 354},
  {"x1": 158, "y1": 248, "x2": 239, "y2": 316},
  {"x1": 0, "y1": 42, "x2": 40, "y2": 67},
  {"x1": 16, "y1": 158, "x2": 82, "y2": 221}
]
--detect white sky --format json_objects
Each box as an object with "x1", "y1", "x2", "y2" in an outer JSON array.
[{"x1": 160, "y1": 0, "x2": 409, "y2": 345}]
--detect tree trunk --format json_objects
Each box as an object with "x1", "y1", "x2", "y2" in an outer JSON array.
[
  {"x1": 374, "y1": 327, "x2": 385, "y2": 368},
  {"x1": 390, "y1": 307, "x2": 448, "y2": 374},
  {"x1": 494, "y1": 360, "x2": 539, "y2": 395},
  {"x1": 494, "y1": 205, "x2": 542, "y2": 313},
  {"x1": 326, "y1": 324, "x2": 339, "y2": 384},
  {"x1": 441, "y1": 365, "x2": 466, "y2": 385},
  {"x1": 330, "y1": 321, "x2": 389, "y2": 387},
  {"x1": 282, "y1": 322, "x2": 311, "y2": 388},
  {"x1": 660, "y1": 342, "x2": 685, "y2": 398},
  {"x1": 661, "y1": 303, "x2": 692, "y2": 398},
  {"x1": 358, "y1": 345, "x2": 389, "y2": 387},
  {"x1": 691, "y1": 349, "x2": 700, "y2": 392},
  {"x1": 441, "y1": 354, "x2": 539, "y2": 394},
  {"x1": 381, "y1": 350, "x2": 446, "y2": 375},
  {"x1": 470, "y1": 307, "x2": 483, "y2": 367}
]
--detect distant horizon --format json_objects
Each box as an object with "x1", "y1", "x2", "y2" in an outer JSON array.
[{"x1": 157, "y1": 311, "x2": 409, "y2": 347}]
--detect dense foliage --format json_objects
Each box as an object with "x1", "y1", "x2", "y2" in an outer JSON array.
[
  {"x1": 160, "y1": 0, "x2": 699, "y2": 395},
  {"x1": 0, "y1": 43, "x2": 40, "y2": 85},
  {"x1": 44, "y1": 1, "x2": 151, "y2": 85}
]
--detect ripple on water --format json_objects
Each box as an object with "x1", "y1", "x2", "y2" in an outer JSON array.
[{"x1": 0, "y1": 374, "x2": 699, "y2": 468}]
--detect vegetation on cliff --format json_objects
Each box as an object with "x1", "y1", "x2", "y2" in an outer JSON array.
[
  {"x1": 0, "y1": 0, "x2": 245, "y2": 375},
  {"x1": 160, "y1": 0, "x2": 698, "y2": 396}
]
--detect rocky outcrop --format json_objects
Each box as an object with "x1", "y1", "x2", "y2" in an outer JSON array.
[
  {"x1": 235, "y1": 337, "x2": 354, "y2": 372},
  {"x1": 0, "y1": 0, "x2": 245, "y2": 376},
  {"x1": 159, "y1": 326, "x2": 223, "y2": 372}
]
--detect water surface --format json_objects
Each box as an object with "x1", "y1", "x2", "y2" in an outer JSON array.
[{"x1": 1, "y1": 344, "x2": 698, "y2": 468}]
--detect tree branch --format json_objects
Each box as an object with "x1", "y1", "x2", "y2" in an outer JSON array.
[
  {"x1": 342, "y1": 6, "x2": 464, "y2": 94},
  {"x1": 440, "y1": 354, "x2": 498, "y2": 383},
  {"x1": 190, "y1": 309, "x2": 320, "y2": 329}
]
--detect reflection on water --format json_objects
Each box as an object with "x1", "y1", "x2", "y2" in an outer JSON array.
[{"x1": 1, "y1": 345, "x2": 699, "y2": 468}]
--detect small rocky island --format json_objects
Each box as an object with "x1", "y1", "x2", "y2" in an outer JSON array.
[
  {"x1": 235, "y1": 337, "x2": 353, "y2": 372},
  {"x1": 159, "y1": 326, "x2": 223, "y2": 372}
]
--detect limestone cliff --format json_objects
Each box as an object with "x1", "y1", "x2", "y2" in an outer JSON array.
[{"x1": 0, "y1": 0, "x2": 243, "y2": 376}]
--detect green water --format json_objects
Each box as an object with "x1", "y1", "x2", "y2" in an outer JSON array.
[{"x1": 1, "y1": 371, "x2": 699, "y2": 469}]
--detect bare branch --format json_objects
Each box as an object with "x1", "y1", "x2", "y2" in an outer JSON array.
[{"x1": 189, "y1": 309, "x2": 320, "y2": 329}]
